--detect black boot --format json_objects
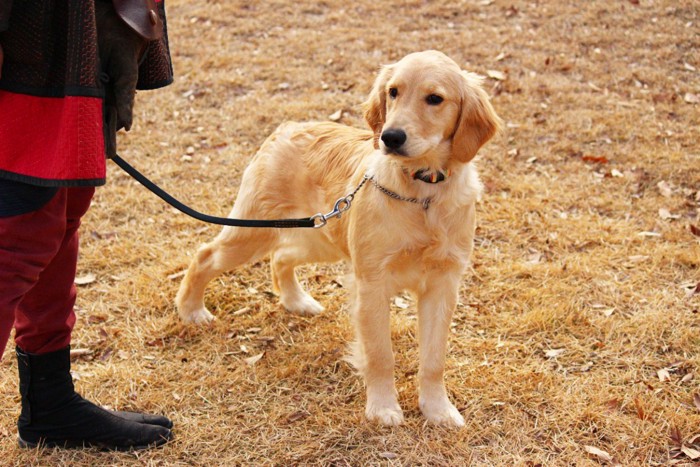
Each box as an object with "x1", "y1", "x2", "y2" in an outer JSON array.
[{"x1": 16, "y1": 346, "x2": 172, "y2": 450}]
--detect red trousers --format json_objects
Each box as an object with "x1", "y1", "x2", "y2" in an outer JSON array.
[{"x1": 0, "y1": 187, "x2": 94, "y2": 358}]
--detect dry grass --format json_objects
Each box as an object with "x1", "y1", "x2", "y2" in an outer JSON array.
[{"x1": 2, "y1": 0, "x2": 699, "y2": 465}]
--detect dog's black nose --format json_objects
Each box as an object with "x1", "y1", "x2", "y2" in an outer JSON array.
[{"x1": 380, "y1": 128, "x2": 407, "y2": 150}]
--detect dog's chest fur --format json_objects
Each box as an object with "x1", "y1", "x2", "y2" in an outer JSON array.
[{"x1": 345, "y1": 187, "x2": 476, "y2": 293}]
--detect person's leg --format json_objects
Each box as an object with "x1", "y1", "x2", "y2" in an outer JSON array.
[
  {"x1": 13, "y1": 186, "x2": 90, "y2": 354},
  {"x1": 0, "y1": 180, "x2": 62, "y2": 358},
  {"x1": 0, "y1": 183, "x2": 172, "y2": 450}
]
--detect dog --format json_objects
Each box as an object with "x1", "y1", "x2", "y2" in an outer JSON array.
[{"x1": 176, "y1": 50, "x2": 501, "y2": 427}]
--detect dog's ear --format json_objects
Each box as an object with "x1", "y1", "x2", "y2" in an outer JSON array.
[
  {"x1": 362, "y1": 64, "x2": 394, "y2": 149},
  {"x1": 451, "y1": 71, "x2": 502, "y2": 163}
]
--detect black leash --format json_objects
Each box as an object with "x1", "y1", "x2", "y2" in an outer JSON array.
[{"x1": 111, "y1": 154, "x2": 316, "y2": 228}]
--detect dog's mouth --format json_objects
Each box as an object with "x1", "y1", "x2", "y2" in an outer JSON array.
[{"x1": 382, "y1": 146, "x2": 408, "y2": 157}]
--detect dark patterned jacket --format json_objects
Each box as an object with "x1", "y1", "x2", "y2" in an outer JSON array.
[{"x1": 0, "y1": 0, "x2": 173, "y2": 186}]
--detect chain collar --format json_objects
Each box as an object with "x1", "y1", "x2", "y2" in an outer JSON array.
[
  {"x1": 368, "y1": 176, "x2": 432, "y2": 210},
  {"x1": 310, "y1": 172, "x2": 433, "y2": 228}
]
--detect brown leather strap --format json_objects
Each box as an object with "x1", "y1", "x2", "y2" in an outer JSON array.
[{"x1": 112, "y1": 0, "x2": 163, "y2": 41}]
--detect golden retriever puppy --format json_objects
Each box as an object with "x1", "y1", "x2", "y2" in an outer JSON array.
[{"x1": 176, "y1": 50, "x2": 501, "y2": 427}]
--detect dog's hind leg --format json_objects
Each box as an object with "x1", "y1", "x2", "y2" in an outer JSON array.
[
  {"x1": 270, "y1": 240, "x2": 327, "y2": 316},
  {"x1": 176, "y1": 227, "x2": 275, "y2": 324}
]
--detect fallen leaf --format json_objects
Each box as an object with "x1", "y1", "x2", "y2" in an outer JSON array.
[
  {"x1": 99, "y1": 348, "x2": 113, "y2": 361},
  {"x1": 686, "y1": 283, "x2": 700, "y2": 298},
  {"x1": 670, "y1": 447, "x2": 683, "y2": 460},
  {"x1": 659, "y1": 208, "x2": 680, "y2": 220},
  {"x1": 558, "y1": 63, "x2": 574, "y2": 72},
  {"x1": 694, "y1": 393, "x2": 700, "y2": 411},
  {"x1": 233, "y1": 307, "x2": 251, "y2": 316},
  {"x1": 582, "y1": 155, "x2": 609, "y2": 164},
  {"x1": 87, "y1": 314, "x2": 108, "y2": 324},
  {"x1": 527, "y1": 252, "x2": 543, "y2": 264},
  {"x1": 670, "y1": 425, "x2": 683, "y2": 447},
  {"x1": 680, "y1": 373, "x2": 693, "y2": 384},
  {"x1": 684, "y1": 62, "x2": 697, "y2": 72},
  {"x1": 587, "y1": 81, "x2": 602, "y2": 92},
  {"x1": 394, "y1": 297, "x2": 410, "y2": 309},
  {"x1": 328, "y1": 109, "x2": 343, "y2": 121},
  {"x1": 657, "y1": 180, "x2": 673, "y2": 197},
  {"x1": 379, "y1": 452, "x2": 398, "y2": 460},
  {"x1": 69, "y1": 348, "x2": 93, "y2": 358},
  {"x1": 688, "y1": 433, "x2": 700, "y2": 445},
  {"x1": 90, "y1": 230, "x2": 117, "y2": 240},
  {"x1": 637, "y1": 231, "x2": 661, "y2": 237},
  {"x1": 486, "y1": 69, "x2": 506, "y2": 81},
  {"x1": 605, "y1": 399, "x2": 622, "y2": 412},
  {"x1": 690, "y1": 225, "x2": 700, "y2": 237},
  {"x1": 584, "y1": 445, "x2": 613, "y2": 462},
  {"x1": 70, "y1": 370, "x2": 94, "y2": 380},
  {"x1": 658, "y1": 368, "x2": 671, "y2": 382},
  {"x1": 243, "y1": 352, "x2": 264, "y2": 366},
  {"x1": 494, "y1": 51, "x2": 507, "y2": 61},
  {"x1": 504, "y1": 5, "x2": 518, "y2": 17},
  {"x1": 75, "y1": 273, "x2": 96, "y2": 285},
  {"x1": 532, "y1": 112, "x2": 546, "y2": 125},
  {"x1": 634, "y1": 397, "x2": 648, "y2": 420},
  {"x1": 545, "y1": 348, "x2": 565, "y2": 358},
  {"x1": 167, "y1": 270, "x2": 186, "y2": 280},
  {"x1": 652, "y1": 92, "x2": 677, "y2": 104},
  {"x1": 684, "y1": 93, "x2": 700, "y2": 104},
  {"x1": 681, "y1": 445, "x2": 700, "y2": 460},
  {"x1": 610, "y1": 169, "x2": 624, "y2": 178}
]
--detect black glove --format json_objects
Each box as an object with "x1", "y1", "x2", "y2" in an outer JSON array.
[{"x1": 95, "y1": 0, "x2": 162, "y2": 158}]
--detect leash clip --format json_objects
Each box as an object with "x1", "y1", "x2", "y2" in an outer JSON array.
[{"x1": 311, "y1": 195, "x2": 353, "y2": 229}]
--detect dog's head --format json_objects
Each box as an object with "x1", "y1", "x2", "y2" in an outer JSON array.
[{"x1": 363, "y1": 50, "x2": 502, "y2": 165}]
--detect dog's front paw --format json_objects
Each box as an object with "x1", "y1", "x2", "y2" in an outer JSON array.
[
  {"x1": 282, "y1": 294, "x2": 324, "y2": 316},
  {"x1": 419, "y1": 395, "x2": 465, "y2": 427},
  {"x1": 180, "y1": 307, "x2": 215, "y2": 325},
  {"x1": 365, "y1": 400, "x2": 404, "y2": 426}
]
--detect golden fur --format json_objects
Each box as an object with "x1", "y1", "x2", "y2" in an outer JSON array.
[{"x1": 176, "y1": 50, "x2": 501, "y2": 426}]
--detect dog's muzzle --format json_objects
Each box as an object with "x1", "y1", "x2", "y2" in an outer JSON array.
[{"x1": 380, "y1": 128, "x2": 407, "y2": 155}]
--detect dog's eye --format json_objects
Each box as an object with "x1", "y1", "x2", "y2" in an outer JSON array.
[
  {"x1": 426, "y1": 94, "x2": 444, "y2": 105},
  {"x1": 388, "y1": 87, "x2": 398, "y2": 99}
]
